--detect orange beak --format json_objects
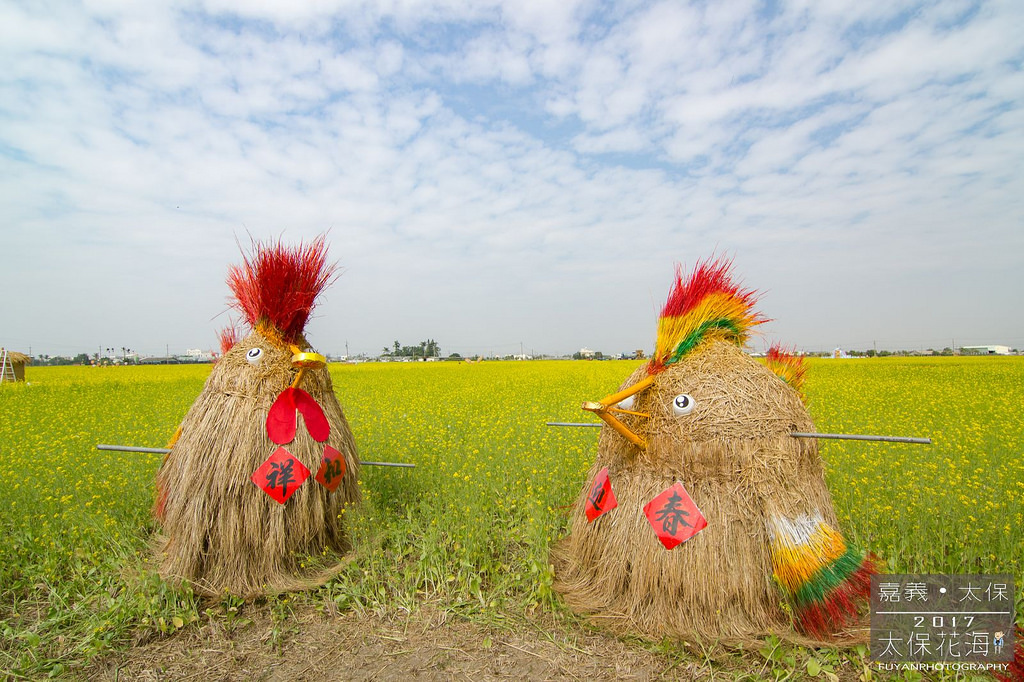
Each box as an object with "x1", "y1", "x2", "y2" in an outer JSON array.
[
  {"x1": 581, "y1": 374, "x2": 655, "y2": 448},
  {"x1": 289, "y1": 344, "x2": 327, "y2": 389}
]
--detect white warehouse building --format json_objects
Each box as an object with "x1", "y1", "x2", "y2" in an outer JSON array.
[{"x1": 962, "y1": 345, "x2": 1012, "y2": 355}]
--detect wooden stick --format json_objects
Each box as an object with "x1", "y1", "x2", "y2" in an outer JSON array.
[
  {"x1": 546, "y1": 425, "x2": 932, "y2": 445},
  {"x1": 96, "y1": 444, "x2": 416, "y2": 466},
  {"x1": 791, "y1": 432, "x2": 931, "y2": 444}
]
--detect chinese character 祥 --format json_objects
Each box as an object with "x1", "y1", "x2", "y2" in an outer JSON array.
[
  {"x1": 654, "y1": 491, "x2": 693, "y2": 536},
  {"x1": 267, "y1": 459, "x2": 296, "y2": 493}
]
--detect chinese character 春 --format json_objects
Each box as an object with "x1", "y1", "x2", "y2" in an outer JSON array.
[{"x1": 654, "y1": 491, "x2": 692, "y2": 536}]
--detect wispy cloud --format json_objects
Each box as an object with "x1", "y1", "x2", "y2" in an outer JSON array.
[{"x1": 1, "y1": 0, "x2": 1022, "y2": 356}]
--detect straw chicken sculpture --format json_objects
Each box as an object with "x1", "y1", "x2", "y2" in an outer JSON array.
[
  {"x1": 154, "y1": 237, "x2": 359, "y2": 596},
  {"x1": 551, "y1": 258, "x2": 875, "y2": 642}
]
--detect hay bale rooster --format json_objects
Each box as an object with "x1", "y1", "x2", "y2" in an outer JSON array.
[
  {"x1": 551, "y1": 258, "x2": 874, "y2": 642},
  {"x1": 154, "y1": 236, "x2": 359, "y2": 596}
]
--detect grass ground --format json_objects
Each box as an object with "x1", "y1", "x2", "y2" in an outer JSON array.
[{"x1": 1, "y1": 357, "x2": 1021, "y2": 679}]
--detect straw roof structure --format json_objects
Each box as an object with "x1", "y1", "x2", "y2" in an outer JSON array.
[{"x1": 5, "y1": 351, "x2": 30, "y2": 364}]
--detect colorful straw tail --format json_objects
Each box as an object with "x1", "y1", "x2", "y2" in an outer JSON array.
[
  {"x1": 765, "y1": 343, "x2": 807, "y2": 399},
  {"x1": 769, "y1": 514, "x2": 877, "y2": 638}
]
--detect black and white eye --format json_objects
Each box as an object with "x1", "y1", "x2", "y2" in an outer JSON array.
[
  {"x1": 671, "y1": 394, "x2": 695, "y2": 416},
  {"x1": 617, "y1": 395, "x2": 635, "y2": 410},
  {"x1": 246, "y1": 347, "x2": 264, "y2": 365}
]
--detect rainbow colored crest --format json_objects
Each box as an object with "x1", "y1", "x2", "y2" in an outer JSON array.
[
  {"x1": 647, "y1": 258, "x2": 767, "y2": 374},
  {"x1": 227, "y1": 236, "x2": 337, "y2": 345},
  {"x1": 766, "y1": 343, "x2": 807, "y2": 399}
]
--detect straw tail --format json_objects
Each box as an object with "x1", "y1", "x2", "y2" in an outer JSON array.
[
  {"x1": 227, "y1": 235, "x2": 338, "y2": 344},
  {"x1": 648, "y1": 257, "x2": 767, "y2": 375},
  {"x1": 765, "y1": 344, "x2": 807, "y2": 401},
  {"x1": 768, "y1": 514, "x2": 876, "y2": 638},
  {"x1": 218, "y1": 325, "x2": 241, "y2": 356}
]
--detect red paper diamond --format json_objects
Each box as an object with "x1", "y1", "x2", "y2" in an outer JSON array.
[
  {"x1": 251, "y1": 447, "x2": 311, "y2": 504},
  {"x1": 643, "y1": 482, "x2": 707, "y2": 550},
  {"x1": 314, "y1": 445, "x2": 347, "y2": 492},
  {"x1": 584, "y1": 466, "x2": 618, "y2": 522},
  {"x1": 266, "y1": 387, "x2": 330, "y2": 445}
]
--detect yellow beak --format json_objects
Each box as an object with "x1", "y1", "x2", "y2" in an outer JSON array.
[
  {"x1": 289, "y1": 346, "x2": 327, "y2": 389},
  {"x1": 581, "y1": 374, "x2": 655, "y2": 448}
]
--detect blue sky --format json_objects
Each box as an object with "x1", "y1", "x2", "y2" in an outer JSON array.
[{"x1": 2, "y1": 0, "x2": 1022, "y2": 358}]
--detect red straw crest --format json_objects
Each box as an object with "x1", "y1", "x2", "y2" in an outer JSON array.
[{"x1": 227, "y1": 236, "x2": 337, "y2": 344}]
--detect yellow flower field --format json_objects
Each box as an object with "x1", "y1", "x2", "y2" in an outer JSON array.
[{"x1": 0, "y1": 357, "x2": 1021, "y2": 675}]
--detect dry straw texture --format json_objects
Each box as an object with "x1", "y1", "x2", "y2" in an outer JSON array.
[
  {"x1": 154, "y1": 330, "x2": 360, "y2": 597},
  {"x1": 5, "y1": 351, "x2": 30, "y2": 364},
  {"x1": 552, "y1": 341, "x2": 844, "y2": 642}
]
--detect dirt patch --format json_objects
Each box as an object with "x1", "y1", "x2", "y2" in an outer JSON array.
[{"x1": 88, "y1": 605, "x2": 716, "y2": 681}]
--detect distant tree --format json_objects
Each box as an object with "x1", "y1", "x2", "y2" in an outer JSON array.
[
  {"x1": 394, "y1": 340, "x2": 400, "y2": 355},
  {"x1": 448, "y1": 352, "x2": 461, "y2": 359}
]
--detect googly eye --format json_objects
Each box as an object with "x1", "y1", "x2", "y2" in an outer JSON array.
[
  {"x1": 617, "y1": 394, "x2": 635, "y2": 411},
  {"x1": 246, "y1": 347, "x2": 264, "y2": 365},
  {"x1": 671, "y1": 394, "x2": 695, "y2": 416}
]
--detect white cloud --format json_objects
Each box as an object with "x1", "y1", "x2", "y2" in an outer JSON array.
[{"x1": 2, "y1": 0, "x2": 1023, "y2": 357}]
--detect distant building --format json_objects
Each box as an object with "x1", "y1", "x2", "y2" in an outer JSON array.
[
  {"x1": 579, "y1": 347, "x2": 597, "y2": 359},
  {"x1": 962, "y1": 345, "x2": 1012, "y2": 355},
  {"x1": 1, "y1": 348, "x2": 29, "y2": 382},
  {"x1": 512, "y1": 354, "x2": 532, "y2": 361}
]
